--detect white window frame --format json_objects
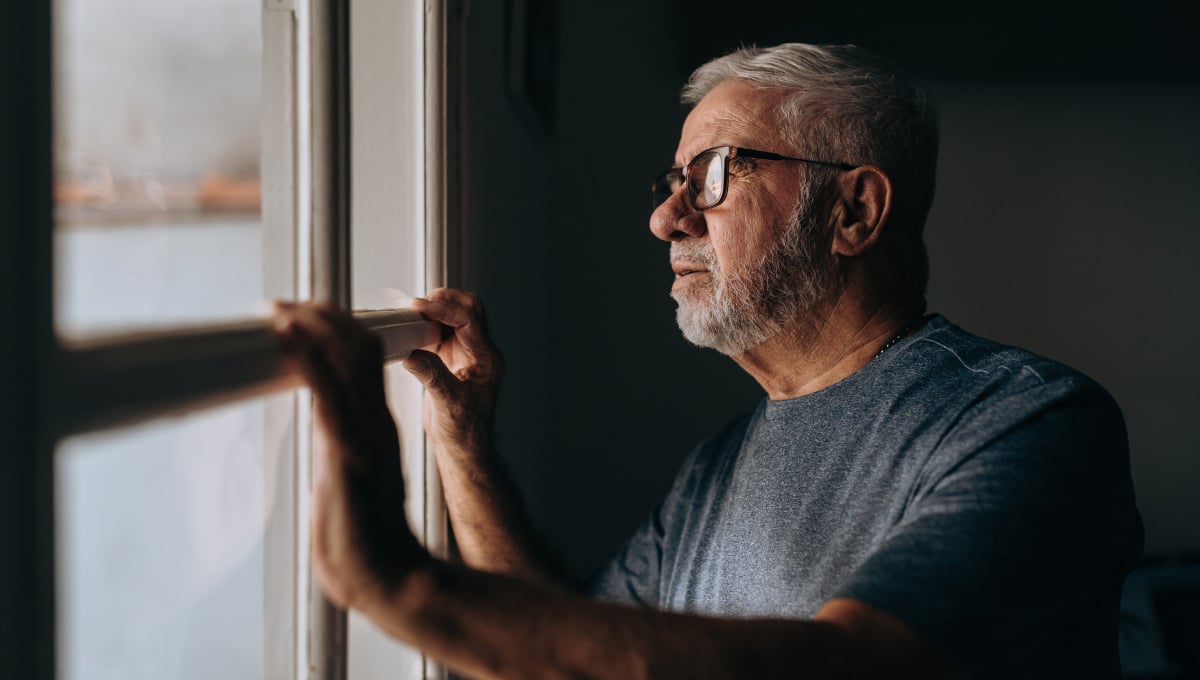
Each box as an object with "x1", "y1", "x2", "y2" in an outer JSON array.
[{"x1": 1, "y1": 0, "x2": 463, "y2": 677}]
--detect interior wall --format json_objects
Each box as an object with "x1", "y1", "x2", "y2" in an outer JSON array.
[
  {"x1": 541, "y1": 2, "x2": 765, "y2": 576},
  {"x1": 461, "y1": 0, "x2": 766, "y2": 578},
  {"x1": 457, "y1": 0, "x2": 557, "y2": 546}
]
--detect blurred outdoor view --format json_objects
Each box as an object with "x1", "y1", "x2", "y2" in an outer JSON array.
[
  {"x1": 54, "y1": 0, "x2": 264, "y2": 337},
  {"x1": 53, "y1": 1, "x2": 277, "y2": 679}
]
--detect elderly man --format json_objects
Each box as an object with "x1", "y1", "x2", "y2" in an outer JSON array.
[{"x1": 275, "y1": 43, "x2": 1143, "y2": 678}]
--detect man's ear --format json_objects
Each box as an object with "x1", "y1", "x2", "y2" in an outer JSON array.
[{"x1": 829, "y1": 166, "x2": 893, "y2": 257}]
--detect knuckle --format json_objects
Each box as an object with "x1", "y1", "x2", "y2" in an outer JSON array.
[{"x1": 465, "y1": 292, "x2": 484, "y2": 314}]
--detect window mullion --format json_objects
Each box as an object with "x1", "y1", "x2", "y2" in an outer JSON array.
[
  {"x1": 56, "y1": 323, "x2": 297, "y2": 437},
  {"x1": 421, "y1": 2, "x2": 460, "y2": 676},
  {"x1": 263, "y1": 2, "x2": 301, "y2": 679},
  {"x1": 308, "y1": 0, "x2": 352, "y2": 676},
  {"x1": 51, "y1": 313, "x2": 437, "y2": 439}
]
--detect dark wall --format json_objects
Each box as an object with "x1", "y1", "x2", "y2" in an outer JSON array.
[
  {"x1": 540, "y1": 3, "x2": 767, "y2": 575},
  {"x1": 461, "y1": 0, "x2": 761, "y2": 577},
  {"x1": 462, "y1": 1, "x2": 1200, "y2": 578},
  {"x1": 0, "y1": 2, "x2": 55, "y2": 676},
  {"x1": 684, "y1": 1, "x2": 1200, "y2": 83}
]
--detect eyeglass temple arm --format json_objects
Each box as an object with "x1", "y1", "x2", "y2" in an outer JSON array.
[{"x1": 735, "y1": 148, "x2": 858, "y2": 171}]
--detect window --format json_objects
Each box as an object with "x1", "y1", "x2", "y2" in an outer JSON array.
[
  {"x1": 53, "y1": 0, "x2": 266, "y2": 337},
  {"x1": 1, "y1": 0, "x2": 461, "y2": 678}
]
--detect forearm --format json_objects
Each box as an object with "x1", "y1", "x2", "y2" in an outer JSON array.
[
  {"x1": 364, "y1": 557, "x2": 874, "y2": 680},
  {"x1": 435, "y1": 437, "x2": 569, "y2": 587}
]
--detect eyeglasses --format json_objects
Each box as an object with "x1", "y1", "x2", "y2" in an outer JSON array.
[{"x1": 651, "y1": 145, "x2": 858, "y2": 211}]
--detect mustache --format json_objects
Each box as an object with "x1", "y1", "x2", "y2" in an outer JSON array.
[{"x1": 670, "y1": 241, "x2": 718, "y2": 270}]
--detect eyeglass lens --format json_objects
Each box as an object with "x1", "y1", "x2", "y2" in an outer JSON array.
[
  {"x1": 652, "y1": 170, "x2": 681, "y2": 208},
  {"x1": 651, "y1": 149, "x2": 726, "y2": 210},
  {"x1": 692, "y1": 150, "x2": 724, "y2": 209}
]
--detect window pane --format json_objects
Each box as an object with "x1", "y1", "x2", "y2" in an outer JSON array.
[
  {"x1": 350, "y1": 0, "x2": 424, "y2": 311},
  {"x1": 53, "y1": 0, "x2": 265, "y2": 337},
  {"x1": 346, "y1": 3, "x2": 427, "y2": 676},
  {"x1": 56, "y1": 394, "x2": 295, "y2": 680}
]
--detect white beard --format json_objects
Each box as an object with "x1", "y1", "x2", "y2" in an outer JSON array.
[{"x1": 670, "y1": 197, "x2": 833, "y2": 356}]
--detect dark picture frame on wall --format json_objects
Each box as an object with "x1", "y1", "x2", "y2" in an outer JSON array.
[{"x1": 506, "y1": 0, "x2": 558, "y2": 135}]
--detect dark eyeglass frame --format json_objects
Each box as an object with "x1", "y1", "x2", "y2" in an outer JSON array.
[{"x1": 651, "y1": 145, "x2": 859, "y2": 211}]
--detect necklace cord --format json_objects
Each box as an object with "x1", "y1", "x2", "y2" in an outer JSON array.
[{"x1": 873, "y1": 315, "x2": 929, "y2": 361}]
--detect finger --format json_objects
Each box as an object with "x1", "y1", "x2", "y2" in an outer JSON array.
[
  {"x1": 284, "y1": 304, "x2": 382, "y2": 385},
  {"x1": 401, "y1": 349, "x2": 460, "y2": 398},
  {"x1": 309, "y1": 306, "x2": 388, "y2": 382},
  {"x1": 419, "y1": 288, "x2": 494, "y2": 332},
  {"x1": 280, "y1": 307, "x2": 354, "y2": 385},
  {"x1": 277, "y1": 301, "x2": 366, "y2": 346},
  {"x1": 411, "y1": 293, "x2": 475, "y2": 329},
  {"x1": 412, "y1": 292, "x2": 497, "y2": 370},
  {"x1": 271, "y1": 302, "x2": 305, "y2": 343},
  {"x1": 284, "y1": 324, "x2": 362, "y2": 438},
  {"x1": 309, "y1": 302, "x2": 377, "y2": 349}
]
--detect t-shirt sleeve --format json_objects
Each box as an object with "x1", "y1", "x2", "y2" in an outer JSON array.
[
  {"x1": 586, "y1": 445, "x2": 702, "y2": 608},
  {"x1": 586, "y1": 500, "x2": 669, "y2": 607},
  {"x1": 588, "y1": 415, "x2": 750, "y2": 608},
  {"x1": 833, "y1": 377, "x2": 1143, "y2": 678}
]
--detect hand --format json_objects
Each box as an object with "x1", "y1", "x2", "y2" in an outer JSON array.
[
  {"x1": 402, "y1": 289, "x2": 505, "y2": 461},
  {"x1": 273, "y1": 301, "x2": 428, "y2": 611}
]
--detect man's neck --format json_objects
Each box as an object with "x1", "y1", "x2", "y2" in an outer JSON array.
[{"x1": 731, "y1": 290, "x2": 927, "y2": 401}]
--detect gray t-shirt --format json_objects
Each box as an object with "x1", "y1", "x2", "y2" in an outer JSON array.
[{"x1": 590, "y1": 315, "x2": 1143, "y2": 678}]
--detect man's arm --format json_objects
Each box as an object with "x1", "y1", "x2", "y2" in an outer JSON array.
[
  {"x1": 401, "y1": 288, "x2": 568, "y2": 585},
  {"x1": 273, "y1": 298, "x2": 963, "y2": 679},
  {"x1": 364, "y1": 561, "x2": 960, "y2": 680}
]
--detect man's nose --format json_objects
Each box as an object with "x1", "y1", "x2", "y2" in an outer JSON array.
[{"x1": 649, "y1": 189, "x2": 706, "y2": 242}]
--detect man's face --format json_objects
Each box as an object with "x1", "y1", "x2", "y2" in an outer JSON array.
[{"x1": 649, "y1": 79, "x2": 833, "y2": 356}]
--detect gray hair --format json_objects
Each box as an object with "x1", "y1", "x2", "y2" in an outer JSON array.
[{"x1": 682, "y1": 43, "x2": 938, "y2": 292}]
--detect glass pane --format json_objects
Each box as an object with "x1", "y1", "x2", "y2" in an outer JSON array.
[
  {"x1": 346, "y1": 4, "x2": 427, "y2": 676},
  {"x1": 54, "y1": 0, "x2": 265, "y2": 337},
  {"x1": 56, "y1": 393, "x2": 296, "y2": 680},
  {"x1": 350, "y1": 0, "x2": 424, "y2": 311}
]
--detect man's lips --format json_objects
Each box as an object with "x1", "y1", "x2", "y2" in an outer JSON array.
[{"x1": 671, "y1": 262, "x2": 709, "y2": 277}]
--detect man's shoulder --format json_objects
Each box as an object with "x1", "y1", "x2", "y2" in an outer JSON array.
[
  {"x1": 896, "y1": 316, "x2": 1128, "y2": 470},
  {"x1": 688, "y1": 410, "x2": 758, "y2": 465},
  {"x1": 901, "y1": 315, "x2": 1113, "y2": 407}
]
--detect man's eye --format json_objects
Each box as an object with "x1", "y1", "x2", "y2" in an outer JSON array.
[{"x1": 729, "y1": 157, "x2": 755, "y2": 174}]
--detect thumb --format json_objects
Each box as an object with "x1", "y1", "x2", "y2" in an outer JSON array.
[{"x1": 401, "y1": 349, "x2": 458, "y2": 397}]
